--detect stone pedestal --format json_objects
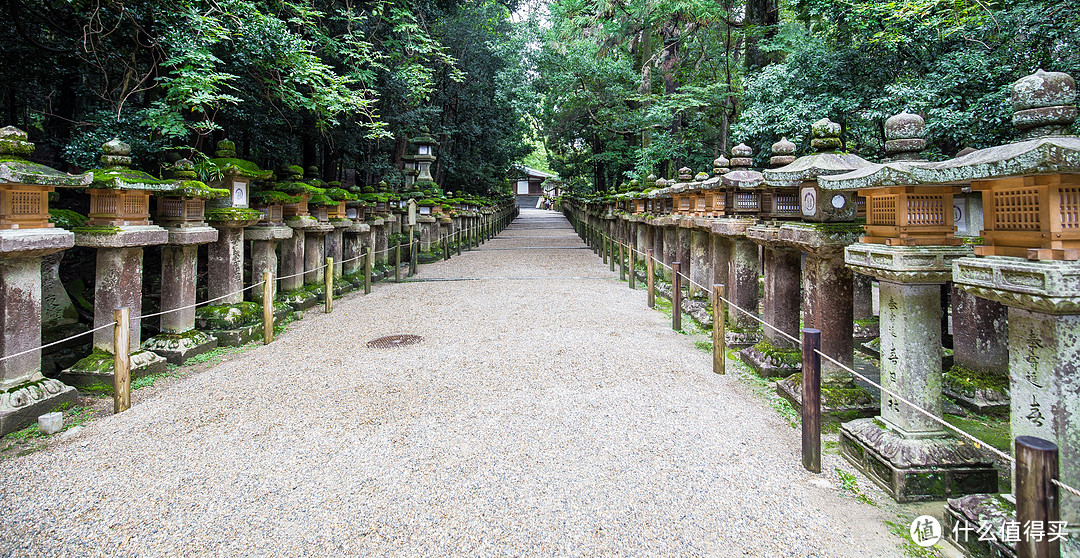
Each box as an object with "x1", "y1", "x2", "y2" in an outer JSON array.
[
  {"x1": 374, "y1": 219, "x2": 389, "y2": 266},
  {"x1": 143, "y1": 226, "x2": 219, "y2": 364},
  {"x1": 690, "y1": 227, "x2": 710, "y2": 298},
  {"x1": 304, "y1": 224, "x2": 333, "y2": 285},
  {"x1": 775, "y1": 223, "x2": 874, "y2": 420},
  {"x1": 713, "y1": 219, "x2": 760, "y2": 347},
  {"x1": 663, "y1": 224, "x2": 677, "y2": 280},
  {"x1": 342, "y1": 221, "x2": 369, "y2": 279},
  {"x1": 245, "y1": 226, "x2": 292, "y2": 300},
  {"x1": 743, "y1": 223, "x2": 803, "y2": 378},
  {"x1": 853, "y1": 273, "x2": 878, "y2": 341},
  {"x1": 40, "y1": 251, "x2": 88, "y2": 377},
  {"x1": 327, "y1": 224, "x2": 345, "y2": 278},
  {"x1": 710, "y1": 233, "x2": 730, "y2": 293},
  {"x1": 678, "y1": 224, "x2": 693, "y2": 289},
  {"x1": 418, "y1": 216, "x2": 435, "y2": 253},
  {"x1": 953, "y1": 256, "x2": 1080, "y2": 529},
  {"x1": 947, "y1": 287, "x2": 1010, "y2": 414},
  {"x1": 62, "y1": 226, "x2": 169, "y2": 389},
  {"x1": 208, "y1": 223, "x2": 251, "y2": 304},
  {"x1": 840, "y1": 244, "x2": 996, "y2": 502},
  {"x1": 0, "y1": 229, "x2": 79, "y2": 435}
]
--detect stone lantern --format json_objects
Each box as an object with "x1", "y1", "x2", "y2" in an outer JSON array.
[
  {"x1": 0, "y1": 126, "x2": 86, "y2": 434},
  {"x1": 761, "y1": 119, "x2": 876, "y2": 419},
  {"x1": 672, "y1": 167, "x2": 694, "y2": 215},
  {"x1": 821, "y1": 112, "x2": 996, "y2": 502},
  {"x1": 63, "y1": 139, "x2": 171, "y2": 386},
  {"x1": 761, "y1": 137, "x2": 801, "y2": 219},
  {"x1": 143, "y1": 160, "x2": 223, "y2": 363},
  {"x1": 207, "y1": 140, "x2": 271, "y2": 209},
  {"x1": 907, "y1": 70, "x2": 1080, "y2": 553},
  {"x1": 411, "y1": 130, "x2": 438, "y2": 184},
  {"x1": 247, "y1": 178, "x2": 297, "y2": 303}
]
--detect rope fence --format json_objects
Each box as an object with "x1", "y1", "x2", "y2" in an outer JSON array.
[{"x1": 572, "y1": 217, "x2": 1080, "y2": 512}]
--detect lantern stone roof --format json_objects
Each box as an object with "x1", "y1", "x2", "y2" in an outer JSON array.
[
  {"x1": 763, "y1": 118, "x2": 874, "y2": 187},
  {"x1": 0, "y1": 126, "x2": 92, "y2": 187},
  {"x1": 721, "y1": 169, "x2": 765, "y2": 189},
  {"x1": 909, "y1": 136, "x2": 1080, "y2": 184},
  {"x1": 818, "y1": 161, "x2": 931, "y2": 191},
  {"x1": 88, "y1": 139, "x2": 176, "y2": 192}
]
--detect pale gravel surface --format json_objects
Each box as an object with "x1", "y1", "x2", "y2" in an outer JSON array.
[{"x1": 0, "y1": 208, "x2": 906, "y2": 557}]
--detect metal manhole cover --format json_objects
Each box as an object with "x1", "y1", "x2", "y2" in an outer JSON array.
[{"x1": 367, "y1": 334, "x2": 424, "y2": 349}]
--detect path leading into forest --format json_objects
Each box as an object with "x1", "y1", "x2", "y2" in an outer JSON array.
[{"x1": 0, "y1": 208, "x2": 905, "y2": 557}]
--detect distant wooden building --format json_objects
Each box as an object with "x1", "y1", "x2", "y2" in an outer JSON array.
[{"x1": 512, "y1": 165, "x2": 558, "y2": 197}]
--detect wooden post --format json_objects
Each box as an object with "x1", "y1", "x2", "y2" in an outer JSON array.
[
  {"x1": 628, "y1": 247, "x2": 636, "y2": 289},
  {"x1": 610, "y1": 238, "x2": 616, "y2": 271},
  {"x1": 262, "y1": 272, "x2": 273, "y2": 345},
  {"x1": 1015, "y1": 436, "x2": 1060, "y2": 558},
  {"x1": 647, "y1": 249, "x2": 655, "y2": 308},
  {"x1": 801, "y1": 328, "x2": 822, "y2": 473},
  {"x1": 619, "y1": 242, "x2": 626, "y2": 281},
  {"x1": 395, "y1": 242, "x2": 402, "y2": 282},
  {"x1": 324, "y1": 257, "x2": 333, "y2": 313},
  {"x1": 443, "y1": 235, "x2": 450, "y2": 260},
  {"x1": 602, "y1": 236, "x2": 608, "y2": 264},
  {"x1": 456, "y1": 229, "x2": 462, "y2": 255},
  {"x1": 672, "y1": 262, "x2": 682, "y2": 331},
  {"x1": 364, "y1": 247, "x2": 372, "y2": 294},
  {"x1": 407, "y1": 226, "x2": 415, "y2": 277},
  {"x1": 713, "y1": 284, "x2": 726, "y2": 375},
  {"x1": 112, "y1": 307, "x2": 131, "y2": 414}
]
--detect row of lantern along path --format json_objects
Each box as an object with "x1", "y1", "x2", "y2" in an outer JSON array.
[
  {"x1": 0, "y1": 127, "x2": 516, "y2": 433},
  {"x1": 563, "y1": 69, "x2": 1079, "y2": 556}
]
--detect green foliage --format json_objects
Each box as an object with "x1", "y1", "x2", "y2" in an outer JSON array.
[{"x1": 48, "y1": 209, "x2": 88, "y2": 229}]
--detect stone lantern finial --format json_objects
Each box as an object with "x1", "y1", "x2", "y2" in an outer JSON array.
[
  {"x1": 713, "y1": 155, "x2": 730, "y2": 175},
  {"x1": 214, "y1": 139, "x2": 237, "y2": 158},
  {"x1": 678, "y1": 166, "x2": 693, "y2": 182},
  {"x1": 730, "y1": 143, "x2": 753, "y2": 170},
  {"x1": 172, "y1": 158, "x2": 198, "y2": 179},
  {"x1": 0, "y1": 126, "x2": 34, "y2": 158},
  {"x1": 770, "y1": 137, "x2": 796, "y2": 167},
  {"x1": 811, "y1": 118, "x2": 843, "y2": 152},
  {"x1": 1011, "y1": 69, "x2": 1077, "y2": 140},
  {"x1": 100, "y1": 138, "x2": 133, "y2": 168},
  {"x1": 884, "y1": 111, "x2": 927, "y2": 162}
]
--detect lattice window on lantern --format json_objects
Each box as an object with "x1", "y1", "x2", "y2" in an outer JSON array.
[
  {"x1": 906, "y1": 194, "x2": 945, "y2": 226},
  {"x1": 735, "y1": 192, "x2": 759, "y2": 211},
  {"x1": 187, "y1": 199, "x2": 205, "y2": 221},
  {"x1": 159, "y1": 198, "x2": 183, "y2": 219},
  {"x1": 869, "y1": 195, "x2": 897, "y2": 226},
  {"x1": 775, "y1": 193, "x2": 798, "y2": 214},
  {"x1": 123, "y1": 193, "x2": 147, "y2": 217},
  {"x1": 91, "y1": 192, "x2": 117, "y2": 216},
  {"x1": 993, "y1": 187, "x2": 1041, "y2": 230},
  {"x1": 696, "y1": 197, "x2": 706, "y2": 210},
  {"x1": 1059, "y1": 187, "x2": 1080, "y2": 230},
  {"x1": 713, "y1": 193, "x2": 726, "y2": 210},
  {"x1": 10, "y1": 191, "x2": 41, "y2": 215}
]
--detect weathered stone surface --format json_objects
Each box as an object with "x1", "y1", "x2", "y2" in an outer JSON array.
[
  {"x1": 1, "y1": 257, "x2": 49, "y2": 384},
  {"x1": 949, "y1": 288, "x2": 1009, "y2": 414},
  {"x1": 953, "y1": 256, "x2": 1080, "y2": 314},
  {"x1": 777, "y1": 222, "x2": 861, "y2": 255},
  {"x1": 327, "y1": 228, "x2": 344, "y2": 278},
  {"x1": 166, "y1": 226, "x2": 218, "y2": 245},
  {"x1": 142, "y1": 331, "x2": 218, "y2": 364},
  {"x1": 729, "y1": 237, "x2": 760, "y2": 338},
  {"x1": 846, "y1": 244, "x2": 973, "y2": 284},
  {"x1": 280, "y1": 229, "x2": 305, "y2": 291},
  {"x1": 159, "y1": 244, "x2": 199, "y2": 333},
  {"x1": 62, "y1": 349, "x2": 166, "y2": 389},
  {"x1": 40, "y1": 252, "x2": 78, "y2": 331},
  {"x1": 208, "y1": 225, "x2": 246, "y2": 304},
  {"x1": 0, "y1": 378, "x2": 77, "y2": 436},
  {"x1": 911, "y1": 137, "x2": 1080, "y2": 184},
  {"x1": 943, "y1": 494, "x2": 1020, "y2": 558},
  {"x1": 304, "y1": 232, "x2": 327, "y2": 284},
  {"x1": 74, "y1": 225, "x2": 168, "y2": 249},
  {"x1": 762, "y1": 245, "x2": 801, "y2": 351},
  {"x1": 840, "y1": 418, "x2": 997, "y2": 502},
  {"x1": 0, "y1": 228, "x2": 74, "y2": 257},
  {"x1": 711, "y1": 218, "x2": 756, "y2": 237},
  {"x1": 91, "y1": 246, "x2": 146, "y2": 351},
  {"x1": 244, "y1": 226, "x2": 292, "y2": 241}
]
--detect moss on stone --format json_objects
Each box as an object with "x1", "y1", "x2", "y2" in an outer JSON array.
[
  {"x1": 49, "y1": 208, "x2": 88, "y2": 229},
  {"x1": 173, "y1": 180, "x2": 229, "y2": 199},
  {"x1": 752, "y1": 339, "x2": 802, "y2": 367},
  {"x1": 208, "y1": 157, "x2": 272, "y2": 179},
  {"x1": 72, "y1": 225, "x2": 122, "y2": 235},
  {"x1": 205, "y1": 207, "x2": 263, "y2": 222},
  {"x1": 195, "y1": 302, "x2": 262, "y2": 329},
  {"x1": 943, "y1": 364, "x2": 1009, "y2": 396},
  {"x1": 251, "y1": 190, "x2": 301, "y2": 204},
  {"x1": 71, "y1": 348, "x2": 115, "y2": 375}
]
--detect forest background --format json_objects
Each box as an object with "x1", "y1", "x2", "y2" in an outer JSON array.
[{"x1": 3, "y1": 0, "x2": 1078, "y2": 193}]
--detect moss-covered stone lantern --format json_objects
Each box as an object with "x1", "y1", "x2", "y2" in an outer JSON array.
[
  {"x1": 207, "y1": 139, "x2": 272, "y2": 209},
  {"x1": 723, "y1": 144, "x2": 765, "y2": 217},
  {"x1": 63, "y1": 139, "x2": 171, "y2": 386},
  {"x1": 0, "y1": 126, "x2": 86, "y2": 434},
  {"x1": 156, "y1": 159, "x2": 229, "y2": 228}
]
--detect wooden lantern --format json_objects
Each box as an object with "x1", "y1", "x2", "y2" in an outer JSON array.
[
  {"x1": 156, "y1": 196, "x2": 206, "y2": 228},
  {"x1": 969, "y1": 174, "x2": 1080, "y2": 259},
  {"x1": 858, "y1": 185, "x2": 961, "y2": 246},
  {"x1": 0, "y1": 184, "x2": 52, "y2": 229},
  {"x1": 252, "y1": 203, "x2": 284, "y2": 226},
  {"x1": 87, "y1": 189, "x2": 151, "y2": 226},
  {"x1": 327, "y1": 201, "x2": 347, "y2": 219}
]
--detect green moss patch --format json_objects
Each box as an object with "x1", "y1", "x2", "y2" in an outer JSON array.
[
  {"x1": 49, "y1": 208, "x2": 88, "y2": 229},
  {"x1": 195, "y1": 302, "x2": 262, "y2": 329},
  {"x1": 205, "y1": 207, "x2": 263, "y2": 222}
]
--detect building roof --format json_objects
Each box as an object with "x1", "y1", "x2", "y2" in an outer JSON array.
[{"x1": 513, "y1": 165, "x2": 558, "y2": 180}]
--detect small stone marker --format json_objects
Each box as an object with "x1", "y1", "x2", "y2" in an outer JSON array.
[{"x1": 38, "y1": 412, "x2": 63, "y2": 435}]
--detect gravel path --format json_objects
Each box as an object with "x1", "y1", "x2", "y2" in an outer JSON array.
[{"x1": 0, "y1": 208, "x2": 906, "y2": 557}]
